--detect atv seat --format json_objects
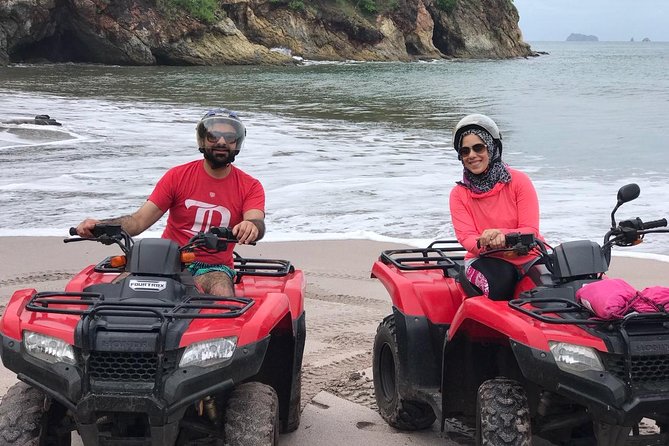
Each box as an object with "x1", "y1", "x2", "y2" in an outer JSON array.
[{"x1": 457, "y1": 267, "x2": 483, "y2": 297}]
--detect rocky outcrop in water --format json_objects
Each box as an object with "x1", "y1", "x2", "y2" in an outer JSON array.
[
  {"x1": 566, "y1": 33, "x2": 599, "y2": 42},
  {"x1": 0, "y1": 0, "x2": 536, "y2": 66}
]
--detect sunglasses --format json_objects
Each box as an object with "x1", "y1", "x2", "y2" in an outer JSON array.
[
  {"x1": 458, "y1": 143, "x2": 487, "y2": 157},
  {"x1": 205, "y1": 131, "x2": 238, "y2": 144}
]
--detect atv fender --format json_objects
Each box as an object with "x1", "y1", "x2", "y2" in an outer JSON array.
[
  {"x1": 391, "y1": 308, "x2": 445, "y2": 392},
  {"x1": 64, "y1": 265, "x2": 117, "y2": 292},
  {"x1": 179, "y1": 292, "x2": 292, "y2": 348},
  {"x1": 236, "y1": 269, "x2": 305, "y2": 320},
  {"x1": 371, "y1": 260, "x2": 465, "y2": 324},
  {"x1": 447, "y1": 297, "x2": 607, "y2": 351},
  {"x1": 0, "y1": 289, "x2": 37, "y2": 341}
]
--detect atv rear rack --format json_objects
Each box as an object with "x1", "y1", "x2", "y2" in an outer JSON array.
[
  {"x1": 233, "y1": 253, "x2": 294, "y2": 282},
  {"x1": 379, "y1": 240, "x2": 465, "y2": 277},
  {"x1": 27, "y1": 291, "x2": 254, "y2": 319}
]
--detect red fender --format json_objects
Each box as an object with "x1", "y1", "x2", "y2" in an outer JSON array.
[
  {"x1": 371, "y1": 260, "x2": 465, "y2": 324},
  {"x1": 448, "y1": 297, "x2": 608, "y2": 352}
]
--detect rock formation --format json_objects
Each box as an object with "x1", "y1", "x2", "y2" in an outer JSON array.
[
  {"x1": 566, "y1": 33, "x2": 598, "y2": 42},
  {"x1": 0, "y1": 0, "x2": 536, "y2": 66}
]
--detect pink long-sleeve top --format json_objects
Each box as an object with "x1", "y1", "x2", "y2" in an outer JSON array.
[{"x1": 449, "y1": 167, "x2": 542, "y2": 266}]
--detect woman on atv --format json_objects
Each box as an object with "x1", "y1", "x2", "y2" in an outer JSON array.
[{"x1": 449, "y1": 114, "x2": 545, "y2": 300}]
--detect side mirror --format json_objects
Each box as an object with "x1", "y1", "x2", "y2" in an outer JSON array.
[
  {"x1": 611, "y1": 183, "x2": 641, "y2": 229},
  {"x1": 617, "y1": 183, "x2": 640, "y2": 205}
]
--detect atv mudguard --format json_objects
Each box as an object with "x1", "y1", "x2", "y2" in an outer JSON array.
[
  {"x1": 447, "y1": 297, "x2": 608, "y2": 351},
  {"x1": 371, "y1": 260, "x2": 465, "y2": 324}
]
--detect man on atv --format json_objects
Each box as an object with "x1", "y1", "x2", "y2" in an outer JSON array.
[{"x1": 76, "y1": 108, "x2": 265, "y2": 296}]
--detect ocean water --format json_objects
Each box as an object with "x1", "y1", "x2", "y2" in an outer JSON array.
[{"x1": 1, "y1": 42, "x2": 668, "y2": 258}]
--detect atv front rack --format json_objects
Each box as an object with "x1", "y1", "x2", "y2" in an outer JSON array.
[
  {"x1": 509, "y1": 296, "x2": 669, "y2": 326},
  {"x1": 511, "y1": 295, "x2": 669, "y2": 389},
  {"x1": 379, "y1": 239, "x2": 465, "y2": 277},
  {"x1": 27, "y1": 291, "x2": 254, "y2": 319},
  {"x1": 27, "y1": 291, "x2": 255, "y2": 395},
  {"x1": 509, "y1": 297, "x2": 600, "y2": 325}
]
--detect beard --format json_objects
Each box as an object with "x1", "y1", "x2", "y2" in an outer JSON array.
[{"x1": 201, "y1": 147, "x2": 237, "y2": 169}]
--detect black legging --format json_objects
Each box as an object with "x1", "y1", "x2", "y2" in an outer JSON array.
[{"x1": 469, "y1": 257, "x2": 519, "y2": 301}]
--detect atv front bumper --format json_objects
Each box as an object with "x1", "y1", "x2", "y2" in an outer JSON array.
[
  {"x1": 0, "y1": 333, "x2": 270, "y2": 443},
  {"x1": 512, "y1": 340, "x2": 669, "y2": 425}
]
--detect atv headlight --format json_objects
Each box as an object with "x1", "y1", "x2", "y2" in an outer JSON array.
[
  {"x1": 23, "y1": 331, "x2": 76, "y2": 365},
  {"x1": 549, "y1": 342, "x2": 603, "y2": 374},
  {"x1": 179, "y1": 337, "x2": 237, "y2": 368}
]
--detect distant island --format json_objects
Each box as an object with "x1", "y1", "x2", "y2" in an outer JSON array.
[
  {"x1": 642, "y1": 37, "x2": 651, "y2": 42},
  {"x1": 566, "y1": 33, "x2": 599, "y2": 42}
]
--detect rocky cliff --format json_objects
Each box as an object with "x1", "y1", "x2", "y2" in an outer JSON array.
[{"x1": 0, "y1": 0, "x2": 535, "y2": 66}]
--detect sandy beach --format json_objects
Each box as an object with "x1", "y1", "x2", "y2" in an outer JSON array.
[{"x1": 0, "y1": 236, "x2": 667, "y2": 445}]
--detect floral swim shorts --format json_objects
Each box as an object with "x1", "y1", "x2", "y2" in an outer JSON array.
[{"x1": 186, "y1": 261, "x2": 237, "y2": 279}]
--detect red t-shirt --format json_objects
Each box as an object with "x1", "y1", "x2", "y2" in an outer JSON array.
[{"x1": 148, "y1": 160, "x2": 265, "y2": 267}]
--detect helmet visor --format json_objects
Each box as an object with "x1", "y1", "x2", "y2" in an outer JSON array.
[{"x1": 197, "y1": 116, "x2": 245, "y2": 148}]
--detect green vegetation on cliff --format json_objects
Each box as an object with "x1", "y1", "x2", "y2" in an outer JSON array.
[{"x1": 159, "y1": 0, "x2": 220, "y2": 22}]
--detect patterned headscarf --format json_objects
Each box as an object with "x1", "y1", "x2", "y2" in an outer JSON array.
[{"x1": 456, "y1": 128, "x2": 511, "y2": 194}]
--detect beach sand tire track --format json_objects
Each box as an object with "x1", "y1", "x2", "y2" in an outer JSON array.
[
  {"x1": 0, "y1": 271, "x2": 76, "y2": 287},
  {"x1": 307, "y1": 289, "x2": 389, "y2": 309},
  {"x1": 302, "y1": 352, "x2": 372, "y2": 405}
]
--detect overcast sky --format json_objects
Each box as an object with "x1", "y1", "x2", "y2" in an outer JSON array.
[{"x1": 513, "y1": 0, "x2": 669, "y2": 42}]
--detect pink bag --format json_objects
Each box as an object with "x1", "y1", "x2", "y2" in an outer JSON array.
[
  {"x1": 575, "y1": 279, "x2": 638, "y2": 320},
  {"x1": 633, "y1": 287, "x2": 669, "y2": 313}
]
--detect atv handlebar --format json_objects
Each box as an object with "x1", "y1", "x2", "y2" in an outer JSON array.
[
  {"x1": 180, "y1": 227, "x2": 253, "y2": 254},
  {"x1": 65, "y1": 225, "x2": 249, "y2": 256},
  {"x1": 639, "y1": 218, "x2": 668, "y2": 230},
  {"x1": 478, "y1": 232, "x2": 540, "y2": 257},
  {"x1": 66, "y1": 225, "x2": 131, "y2": 253},
  {"x1": 603, "y1": 216, "x2": 668, "y2": 250}
]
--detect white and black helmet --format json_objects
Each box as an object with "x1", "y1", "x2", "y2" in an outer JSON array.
[
  {"x1": 196, "y1": 108, "x2": 246, "y2": 153},
  {"x1": 452, "y1": 114, "x2": 503, "y2": 156}
]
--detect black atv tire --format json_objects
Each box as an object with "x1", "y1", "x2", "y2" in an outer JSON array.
[
  {"x1": 224, "y1": 382, "x2": 279, "y2": 446},
  {"x1": 281, "y1": 370, "x2": 302, "y2": 433},
  {"x1": 475, "y1": 378, "x2": 531, "y2": 446},
  {"x1": 0, "y1": 382, "x2": 71, "y2": 445},
  {"x1": 373, "y1": 315, "x2": 436, "y2": 430}
]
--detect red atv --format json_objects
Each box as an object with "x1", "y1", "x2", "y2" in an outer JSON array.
[
  {"x1": 0, "y1": 225, "x2": 305, "y2": 445},
  {"x1": 371, "y1": 183, "x2": 669, "y2": 445}
]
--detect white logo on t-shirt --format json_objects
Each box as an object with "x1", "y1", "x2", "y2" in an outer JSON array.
[{"x1": 185, "y1": 199, "x2": 231, "y2": 233}]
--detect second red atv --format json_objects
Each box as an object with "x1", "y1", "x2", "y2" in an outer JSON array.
[
  {"x1": 0, "y1": 225, "x2": 305, "y2": 445},
  {"x1": 372, "y1": 183, "x2": 669, "y2": 445}
]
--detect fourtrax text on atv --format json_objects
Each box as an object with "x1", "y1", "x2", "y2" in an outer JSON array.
[
  {"x1": 371, "y1": 183, "x2": 669, "y2": 446},
  {"x1": 0, "y1": 225, "x2": 305, "y2": 445}
]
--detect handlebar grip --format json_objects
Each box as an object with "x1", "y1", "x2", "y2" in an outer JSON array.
[
  {"x1": 643, "y1": 218, "x2": 668, "y2": 230},
  {"x1": 69, "y1": 227, "x2": 78, "y2": 236}
]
